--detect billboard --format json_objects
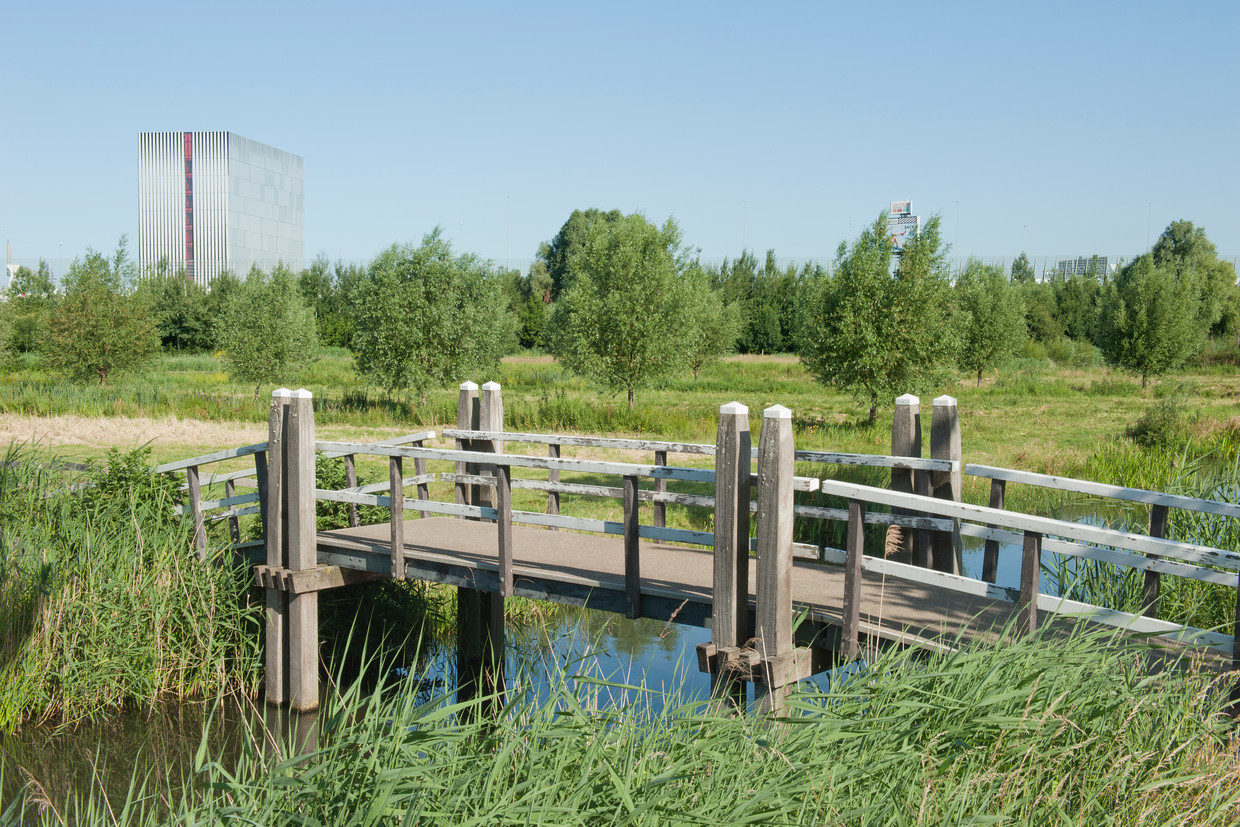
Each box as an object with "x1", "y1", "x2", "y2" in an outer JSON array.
[{"x1": 887, "y1": 201, "x2": 919, "y2": 252}]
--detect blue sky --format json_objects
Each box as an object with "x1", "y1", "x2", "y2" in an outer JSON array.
[{"x1": 2, "y1": 1, "x2": 1237, "y2": 274}]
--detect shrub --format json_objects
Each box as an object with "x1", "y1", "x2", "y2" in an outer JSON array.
[{"x1": 1126, "y1": 398, "x2": 1195, "y2": 449}]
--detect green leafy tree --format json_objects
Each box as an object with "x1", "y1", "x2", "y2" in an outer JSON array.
[
  {"x1": 1010, "y1": 252, "x2": 1036, "y2": 284},
  {"x1": 351, "y1": 229, "x2": 513, "y2": 405},
  {"x1": 517, "y1": 297, "x2": 548, "y2": 350},
  {"x1": 682, "y1": 263, "x2": 741, "y2": 380},
  {"x1": 1151, "y1": 220, "x2": 1239, "y2": 339},
  {"x1": 219, "y1": 264, "x2": 318, "y2": 401},
  {"x1": 6, "y1": 260, "x2": 57, "y2": 353},
  {"x1": 1053, "y1": 273, "x2": 1102, "y2": 342},
  {"x1": 541, "y1": 209, "x2": 623, "y2": 300},
  {"x1": 956, "y1": 260, "x2": 1026, "y2": 385},
  {"x1": 1097, "y1": 255, "x2": 1202, "y2": 388},
  {"x1": 800, "y1": 214, "x2": 959, "y2": 424},
  {"x1": 548, "y1": 213, "x2": 693, "y2": 408},
  {"x1": 140, "y1": 263, "x2": 214, "y2": 352},
  {"x1": 43, "y1": 238, "x2": 159, "y2": 384},
  {"x1": 1019, "y1": 280, "x2": 1062, "y2": 344}
]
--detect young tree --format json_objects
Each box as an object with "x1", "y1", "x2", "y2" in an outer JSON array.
[
  {"x1": 800, "y1": 214, "x2": 959, "y2": 424},
  {"x1": 548, "y1": 213, "x2": 693, "y2": 408},
  {"x1": 43, "y1": 238, "x2": 159, "y2": 384},
  {"x1": 351, "y1": 229, "x2": 513, "y2": 405},
  {"x1": 219, "y1": 265, "x2": 318, "y2": 401},
  {"x1": 956, "y1": 260, "x2": 1026, "y2": 385},
  {"x1": 682, "y1": 262, "x2": 741, "y2": 380},
  {"x1": 7, "y1": 260, "x2": 57, "y2": 353},
  {"x1": 1097, "y1": 254, "x2": 1202, "y2": 388},
  {"x1": 541, "y1": 208, "x2": 623, "y2": 301},
  {"x1": 140, "y1": 264, "x2": 214, "y2": 352},
  {"x1": 1010, "y1": 252, "x2": 1036, "y2": 284}
]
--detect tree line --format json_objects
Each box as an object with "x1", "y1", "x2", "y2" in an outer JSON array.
[{"x1": 4, "y1": 213, "x2": 1236, "y2": 419}]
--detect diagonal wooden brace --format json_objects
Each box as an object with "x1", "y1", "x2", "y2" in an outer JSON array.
[{"x1": 254, "y1": 564, "x2": 385, "y2": 595}]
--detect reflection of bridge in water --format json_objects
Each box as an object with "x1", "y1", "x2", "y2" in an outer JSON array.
[{"x1": 160, "y1": 384, "x2": 1240, "y2": 715}]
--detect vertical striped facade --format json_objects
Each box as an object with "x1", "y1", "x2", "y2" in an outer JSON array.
[{"x1": 138, "y1": 132, "x2": 304, "y2": 287}]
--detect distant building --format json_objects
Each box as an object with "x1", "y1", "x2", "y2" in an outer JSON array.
[
  {"x1": 138, "y1": 132, "x2": 304, "y2": 286},
  {"x1": 1052, "y1": 256, "x2": 1111, "y2": 279}
]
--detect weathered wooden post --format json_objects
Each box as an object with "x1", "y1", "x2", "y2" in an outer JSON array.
[
  {"x1": 343, "y1": 454, "x2": 360, "y2": 528},
  {"x1": 623, "y1": 475, "x2": 642, "y2": 618},
  {"x1": 1018, "y1": 530, "x2": 1041, "y2": 636},
  {"x1": 842, "y1": 499, "x2": 865, "y2": 660},
  {"x1": 653, "y1": 450, "x2": 668, "y2": 529},
  {"x1": 286, "y1": 389, "x2": 319, "y2": 712},
  {"x1": 982, "y1": 478, "x2": 1005, "y2": 583},
  {"x1": 224, "y1": 479, "x2": 241, "y2": 545},
  {"x1": 455, "y1": 382, "x2": 479, "y2": 510},
  {"x1": 186, "y1": 465, "x2": 207, "y2": 560},
  {"x1": 1143, "y1": 505, "x2": 1169, "y2": 618},
  {"x1": 264, "y1": 389, "x2": 291, "y2": 706},
  {"x1": 547, "y1": 443, "x2": 560, "y2": 528},
  {"x1": 890, "y1": 394, "x2": 920, "y2": 565},
  {"x1": 457, "y1": 381, "x2": 506, "y2": 704},
  {"x1": 930, "y1": 395, "x2": 962, "y2": 575},
  {"x1": 388, "y1": 450, "x2": 405, "y2": 580},
  {"x1": 754, "y1": 404, "x2": 795, "y2": 716},
  {"x1": 705, "y1": 402, "x2": 751, "y2": 707}
]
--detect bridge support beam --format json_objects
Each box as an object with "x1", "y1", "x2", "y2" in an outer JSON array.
[{"x1": 286, "y1": 389, "x2": 319, "y2": 712}]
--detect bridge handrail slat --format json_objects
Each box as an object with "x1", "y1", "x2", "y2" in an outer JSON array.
[
  {"x1": 438, "y1": 473, "x2": 717, "y2": 508},
  {"x1": 960, "y1": 523, "x2": 1237, "y2": 586},
  {"x1": 154, "y1": 442, "x2": 268, "y2": 473},
  {"x1": 965, "y1": 463, "x2": 1240, "y2": 519},
  {"x1": 313, "y1": 440, "x2": 730, "y2": 485},
  {"x1": 818, "y1": 477, "x2": 1240, "y2": 571},
  {"x1": 319, "y1": 431, "x2": 436, "y2": 459}
]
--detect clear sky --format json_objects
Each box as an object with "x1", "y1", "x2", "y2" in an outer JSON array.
[{"x1": 2, "y1": 1, "x2": 1237, "y2": 274}]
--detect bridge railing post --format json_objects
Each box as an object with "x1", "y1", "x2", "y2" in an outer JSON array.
[
  {"x1": 1018, "y1": 530, "x2": 1041, "y2": 636},
  {"x1": 455, "y1": 382, "x2": 479, "y2": 511},
  {"x1": 931, "y1": 395, "x2": 962, "y2": 575},
  {"x1": 653, "y1": 450, "x2": 668, "y2": 529},
  {"x1": 547, "y1": 443, "x2": 560, "y2": 529},
  {"x1": 389, "y1": 454, "x2": 404, "y2": 580},
  {"x1": 890, "y1": 394, "x2": 920, "y2": 565},
  {"x1": 1143, "y1": 504, "x2": 1168, "y2": 618},
  {"x1": 982, "y1": 478, "x2": 1006, "y2": 583},
  {"x1": 703, "y1": 402, "x2": 750, "y2": 707},
  {"x1": 185, "y1": 464, "x2": 207, "y2": 561},
  {"x1": 264, "y1": 389, "x2": 292, "y2": 707},
  {"x1": 842, "y1": 499, "x2": 865, "y2": 660},
  {"x1": 754, "y1": 404, "x2": 795, "y2": 716},
  {"x1": 623, "y1": 475, "x2": 641, "y2": 618},
  {"x1": 286, "y1": 389, "x2": 319, "y2": 713},
  {"x1": 343, "y1": 454, "x2": 360, "y2": 528}
]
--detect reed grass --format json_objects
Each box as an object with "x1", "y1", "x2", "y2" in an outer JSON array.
[{"x1": 9, "y1": 623, "x2": 1239, "y2": 825}]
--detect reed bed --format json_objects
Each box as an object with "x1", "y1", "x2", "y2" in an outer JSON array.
[{"x1": 8, "y1": 624, "x2": 1240, "y2": 825}]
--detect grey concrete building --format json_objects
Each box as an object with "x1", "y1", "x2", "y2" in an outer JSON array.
[{"x1": 138, "y1": 132, "x2": 304, "y2": 285}]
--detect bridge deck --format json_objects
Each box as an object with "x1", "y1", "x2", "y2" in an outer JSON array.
[{"x1": 317, "y1": 516, "x2": 1024, "y2": 649}]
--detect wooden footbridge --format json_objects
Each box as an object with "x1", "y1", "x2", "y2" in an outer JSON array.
[{"x1": 157, "y1": 384, "x2": 1240, "y2": 714}]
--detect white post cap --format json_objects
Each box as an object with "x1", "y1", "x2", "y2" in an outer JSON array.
[
  {"x1": 763, "y1": 404, "x2": 792, "y2": 420},
  {"x1": 895, "y1": 393, "x2": 919, "y2": 406},
  {"x1": 272, "y1": 388, "x2": 292, "y2": 398},
  {"x1": 481, "y1": 381, "x2": 501, "y2": 391},
  {"x1": 720, "y1": 401, "x2": 748, "y2": 415},
  {"x1": 291, "y1": 388, "x2": 312, "y2": 399},
  {"x1": 459, "y1": 381, "x2": 479, "y2": 391},
  {"x1": 933, "y1": 395, "x2": 958, "y2": 407}
]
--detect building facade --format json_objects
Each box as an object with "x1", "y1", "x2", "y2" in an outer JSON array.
[{"x1": 138, "y1": 132, "x2": 304, "y2": 285}]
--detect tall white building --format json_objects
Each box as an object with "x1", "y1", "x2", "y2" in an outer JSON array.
[{"x1": 138, "y1": 132, "x2": 304, "y2": 285}]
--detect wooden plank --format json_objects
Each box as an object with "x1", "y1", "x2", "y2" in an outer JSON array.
[
  {"x1": 960, "y1": 523, "x2": 1237, "y2": 586},
  {"x1": 842, "y1": 499, "x2": 864, "y2": 660},
  {"x1": 966, "y1": 464, "x2": 1240, "y2": 519},
  {"x1": 754, "y1": 405, "x2": 794, "y2": 715},
  {"x1": 154, "y1": 442, "x2": 269, "y2": 473},
  {"x1": 820, "y1": 546, "x2": 1021, "y2": 603},
  {"x1": 749, "y1": 472, "x2": 820, "y2": 492},
  {"x1": 225, "y1": 479, "x2": 241, "y2": 544},
  {"x1": 319, "y1": 431, "x2": 435, "y2": 459},
  {"x1": 817, "y1": 478, "x2": 1240, "y2": 571},
  {"x1": 444, "y1": 475, "x2": 716, "y2": 508},
  {"x1": 264, "y1": 392, "x2": 289, "y2": 707},
  {"x1": 173, "y1": 491, "x2": 261, "y2": 515},
  {"x1": 442, "y1": 428, "x2": 717, "y2": 456},
  {"x1": 209, "y1": 504, "x2": 260, "y2": 523},
  {"x1": 285, "y1": 390, "x2": 318, "y2": 713},
  {"x1": 711, "y1": 402, "x2": 750, "y2": 707},
  {"x1": 653, "y1": 450, "x2": 668, "y2": 528},
  {"x1": 178, "y1": 468, "x2": 256, "y2": 490},
  {"x1": 497, "y1": 464, "x2": 513, "y2": 597},
  {"x1": 787, "y1": 502, "x2": 952, "y2": 532},
  {"x1": 1036, "y1": 594, "x2": 1232, "y2": 652},
  {"x1": 185, "y1": 465, "x2": 207, "y2": 561},
  {"x1": 930, "y1": 395, "x2": 962, "y2": 575},
  {"x1": 623, "y1": 475, "x2": 641, "y2": 618},
  {"x1": 389, "y1": 456, "x2": 404, "y2": 581},
  {"x1": 254, "y1": 564, "x2": 385, "y2": 594},
  {"x1": 792, "y1": 449, "x2": 952, "y2": 472},
  {"x1": 344, "y1": 454, "x2": 360, "y2": 528},
  {"x1": 1144, "y1": 504, "x2": 1168, "y2": 618},
  {"x1": 1018, "y1": 531, "x2": 1040, "y2": 636},
  {"x1": 982, "y1": 478, "x2": 1005, "y2": 583},
  {"x1": 332, "y1": 474, "x2": 435, "y2": 497},
  {"x1": 510, "y1": 510, "x2": 713, "y2": 545},
  {"x1": 314, "y1": 440, "x2": 718, "y2": 483}
]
